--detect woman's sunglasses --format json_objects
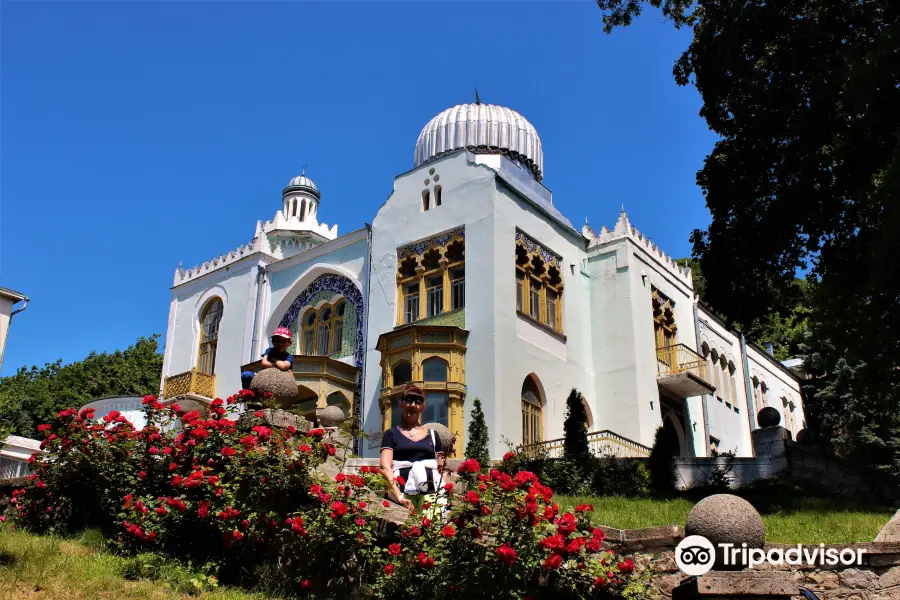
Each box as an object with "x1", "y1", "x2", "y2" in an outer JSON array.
[{"x1": 401, "y1": 396, "x2": 424, "y2": 405}]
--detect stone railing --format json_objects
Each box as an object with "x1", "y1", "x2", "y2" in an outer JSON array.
[
  {"x1": 163, "y1": 369, "x2": 216, "y2": 399},
  {"x1": 519, "y1": 429, "x2": 651, "y2": 459}
]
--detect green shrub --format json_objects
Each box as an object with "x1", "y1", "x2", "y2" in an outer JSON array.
[
  {"x1": 563, "y1": 389, "x2": 590, "y2": 465},
  {"x1": 10, "y1": 392, "x2": 648, "y2": 600},
  {"x1": 647, "y1": 426, "x2": 679, "y2": 497},
  {"x1": 464, "y1": 398, "x2": 490, "y2": 467}
]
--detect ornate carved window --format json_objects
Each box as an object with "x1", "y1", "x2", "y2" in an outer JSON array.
[
  {"x1": 651, "y1": 287, "x2": 676, "y2": 348},
  {"x1": 292, "y1": 298, "x2": 351, "y2": 358},
  {"x1": 515, "y1": 230, "x2": 564, "y2": 332},
  {"x1": 197, "y1": 297, "x2": 223, "y2": 375},
  {"x1": 396, "y1": 228, "x2": 465, "y2": 325},
  {"x1": 377, "y1": 326, "x2": 468, "y2": 457}
]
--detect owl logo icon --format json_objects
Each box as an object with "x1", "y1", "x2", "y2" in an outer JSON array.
[{"x1": 675, "y1": 535, "x2": 716, "y2": 576}]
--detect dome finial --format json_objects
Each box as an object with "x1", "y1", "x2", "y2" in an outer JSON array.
[
  {"x1": 475, "y1": 88, "x2": 481, "y2": 105},
  {"x1": 301, "y1": 164, "x2": 307, "y2": 176}
]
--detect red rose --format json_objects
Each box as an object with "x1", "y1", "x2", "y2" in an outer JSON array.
[
  {"x1": 355, "y1": 518, "x2": 366, "y2": 527},
  {"x1": 415, "y1": 552, "x2": 435, "y2": 569},
  {"x1": 592, "y1": 528, "x2": 606, "y2": 542},
  {"x1": 503, "y1": 451, "x2": 516, "y2": 461},
  {"x1": 148, "y1": 446, "x2": 159, "y2": 455},
  {"x1": 382, "y1": 500, "x2": 390, "y2": 507},
  {"x1": 299, "y1": 444, "x2": 311, "y2": 453},
  {"x1": 465, "y1": 491, "x2": 480, "y2": 504},
  {"x1": 440, "y1": 525, "x2": 455, "y2": 538},
  {"x1": 388, "y1": 543, "x2": 402, "y2": 556},
  {"x1": 443, "y1": 482, "x2": 454, "y2": 492},
  {"x1": 300, "y1": 579, "x2": 311, "y2": 589},
  {"x1": 457, "y1": 458, "x2": 480, "y2": 474},
  {"x1": 556, "y1": 512, "x2": 577, "y2": 535},
  {"x1": 618, "y1": 559, "x2": 634, "y2": 574},
  {"x1": 335, "y1": 473, "x2": 346, "y2": 483},
  {"x1": 330, "y1": 501, "x2": 349, "y2": 517},
  {"x1": 594, "y1": 575, "x2": 606, "y2": 588},
  {"x1": 221, "y1": 446, "x2": 236, "y2": 457},
  {"x1": 384, "y1": 564, "x2": 394, "y2": 575},
  {"x1": 37, "y1": 424, "x2": 52, "y2": 433},
  {"x1": 575, "y1": 504, "x2": 594, "y2": 513},
  {"x1": 142, "y1": 395, "x2": 156, "y2": 405},
  {"x1": 496, "y1": 544, "x2": 517, "y2": 565},
  {"x1": 543, "y1": 554, "x2": 562, "y2": 570},
  {"x1": 481, "y1": 505, "x2": 490, "y2": 516}
]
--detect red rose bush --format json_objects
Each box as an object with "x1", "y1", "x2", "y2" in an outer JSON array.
[{"x1": 9, "y1": 393, "x2": 648, "y2": 600}]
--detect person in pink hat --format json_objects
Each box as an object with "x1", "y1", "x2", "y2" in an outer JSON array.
[{"x1": 261, "y1": 327, "x2": 295, "y2": 371}]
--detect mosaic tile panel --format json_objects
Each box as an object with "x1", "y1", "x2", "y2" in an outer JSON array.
[{"x1": 417, "y1": 308, "x2": 465, "y2": 329}]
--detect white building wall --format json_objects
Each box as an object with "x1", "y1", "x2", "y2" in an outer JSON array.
[
  {"x1": 492, "y1": 181, "x2": 595, "y2": 456},
  {"x1": 697, "y1": 312, "x2": 753, "y2": 456},
  {"x1": 364, "y1": 151, "x2": 500, "y2": 456},
  {"x1": 162, "y1": 258, "x2": 261, "y2": 398},
  {"x1": 747, "y1": 344, "x2": 806, "y2": 439},
  {"x1": 0, "y1": 296, "x2": 15, "y2": 371}
]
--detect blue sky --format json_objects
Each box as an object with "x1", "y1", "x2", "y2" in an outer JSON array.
[{"x1": 1, "y1": 2, "x2": 716, "y2": 376}]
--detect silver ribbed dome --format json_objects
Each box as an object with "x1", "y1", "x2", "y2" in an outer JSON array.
[
  {"x1": 414, "y1": 103, "x2": 544, "y2": 181},
  {"x1": 283, "y1": 173, "x2": 320, "y2": 199}
]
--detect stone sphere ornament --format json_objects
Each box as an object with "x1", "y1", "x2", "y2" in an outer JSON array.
[
  {"x1": 757, "y1": 406, "x2": 782, "y2": 428},
  {"x1": 316, "y1": 405, "x2": 346, "y2": 427},
  {"x1": 684, "y1": 494, "x2": 765, "y2": 570},
  {"x1": 423, "y1": 422, "x2": 453, "y2": 452},
  {"x1": 795, "y1": 428, "x2": 815, "y2": 445},
  {"x1": 249, "y1": 368, "x2": 299, "y2": 405}
]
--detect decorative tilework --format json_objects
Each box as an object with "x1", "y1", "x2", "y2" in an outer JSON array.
[
  {"x1": 515, "y1": 230, "x2": 561, "y2": 268},
  {"x1": 417, "y1": 308, "x2": 465, "y2": 329},
  {"x1": 421, "y1": 332, "x2": 452, "y2": 344},
  {"x1": 397, "y1": 226, "x2": 465, "y2": 259},
  {"x1": 279, "y1": 273, "x2": 365, "y2": 449},
  {"x1": 389, "y1": 334, "x2": 413, "y2": 349}
]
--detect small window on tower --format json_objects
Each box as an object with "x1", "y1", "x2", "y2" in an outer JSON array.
[
  {"x1": 434, "y1": 185, "x2": 442, "y2": 207},
  {"x1": 422, "y1": 189, "x2": 430, "y2": 211}
]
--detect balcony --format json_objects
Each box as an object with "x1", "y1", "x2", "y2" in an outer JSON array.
[
  {"x1": 163, "y1": 369, "x2": 216, "y2": 399},
  {"x1": 241, "y1": 355, "x2": 359, "y2": 417},
  {"x1": 656, "y1": 344, "x2": 716, "y2": 398}
]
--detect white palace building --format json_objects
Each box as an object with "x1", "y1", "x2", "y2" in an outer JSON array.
[{"x1": 159, "y1": 101, "x2": 805, "y2": 459}]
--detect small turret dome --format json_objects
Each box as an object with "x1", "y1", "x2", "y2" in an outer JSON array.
[
  {"x1": 414, "y1": 102, "x2": 544, "y2": 181},
  {"x1": 283, "y1": 172, "x2": 320, "y2": 199}
]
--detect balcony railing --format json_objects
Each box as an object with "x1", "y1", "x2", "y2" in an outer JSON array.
[
  {"x1": 519, "y1": 429, "x2": 651, "y2": 459},
  {"x1": 163, "y1": 369, "x2": 216, "y2": 399},
  {"x1": 657, "y1": 344, "x2": 710, "y2": 380}
]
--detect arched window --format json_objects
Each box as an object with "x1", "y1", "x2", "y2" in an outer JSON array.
[
  {"x1": 292, "y1": 199, "x2": 298, "y2": 217},
  {"x1": 782, "y1": 396, "x2": 795, "y2": 434},
  {"x1": 302, "y1": 310, "x2": 317, "y2": 355},
  {"x1": 422, "y1": 189, "x2": 430, "y2": 211},
  {"x1": 332, "y1": 301, "x2": 346, "y2": 354},
  {"x1": 392, "y1": 362, "x2": 412, "y2": 386},
  {"x1": 710, "y1": 349, "x2": 722, "y2": 401},
  {"x1": 434, "y1": 185, "x2": 442, "y2": 207},
  {"x1": 300, "y1": 199, "x2": 307, "y2": 221},
  {"x1": 422, "y1": 357, "x2": 448, "y2": 382},
  {"x1": 521, "y1": 376, "x2": 543, "y2": 447},
  {"x1": 759, "y1": 381, "x2": 768, "y2": 407},
  {"x1": 197, "y1": 298, "x2": 223, "y2": 375},
  {"x1": 726, "y1": 360, "x2": 737, "y2": 406},
  {"x1": 317, "y1": 307, "x2": 332, "y2": 356}
]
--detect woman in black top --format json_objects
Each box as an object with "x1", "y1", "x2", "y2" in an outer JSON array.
[{"x1": 380, "y1": 384, "x2": 445, "y2": 512}]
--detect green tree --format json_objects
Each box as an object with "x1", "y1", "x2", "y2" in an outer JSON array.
[
  {"x1": 0, "y1": 335, "x2": 164, "y2": 438},
  {"x1": 563, "y1": 388, "x2": 591, "y2": 464},
  {"x1": 465, "y1": 397, "x2": 490, "y2": 465},
  {"x1": 598, "y1": 0, "x2": 900, "y2": 474},
  {"x1": 648, "y1": 425, "x2": 680, "y2": 497}
]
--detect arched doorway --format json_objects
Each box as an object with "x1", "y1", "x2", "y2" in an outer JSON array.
[{"x1": 521, "y1": 375, "x2": 544, "y2": 448}]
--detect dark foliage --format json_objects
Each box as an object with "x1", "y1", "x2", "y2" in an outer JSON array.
[
  {"x1": 464, "y1": 397, "x2": 490, "y2": 467},
  {"x1": 563, "y1": 389, "x2": 591, "y2": 465}
]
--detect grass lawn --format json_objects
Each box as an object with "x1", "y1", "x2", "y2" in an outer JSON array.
[
  {"x1": 0, "y1": 527, "x2": 273, "y2": 600},
  {"x1": 555, "y1": 495, "x2": 894, "y2": 544}
]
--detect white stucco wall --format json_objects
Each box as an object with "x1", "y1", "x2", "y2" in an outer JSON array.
[
  {"x1": 0, "y1": 296, "x2": 15, "y2": 371},
  {"x1": 162, "y1": 256, "x2": 262, "y2": 397},
  {"x1": 698, "y1": 313, "x2": 753, "y2": 456},
  {"x1": 747, "y1": 345, "x2": 805, "y2": 438}
]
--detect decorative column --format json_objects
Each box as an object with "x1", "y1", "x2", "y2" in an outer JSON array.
[{"x1": 449, "y1": 393, "x2": 465, "y2": 458}]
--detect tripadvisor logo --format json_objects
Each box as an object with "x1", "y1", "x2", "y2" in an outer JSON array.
[{"x1": 675, "y1": 536, "x2": 866, "y2": 575}]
